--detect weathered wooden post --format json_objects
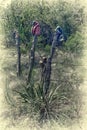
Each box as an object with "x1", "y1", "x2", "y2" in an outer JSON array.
[
  {"x1": 27, "y1": 21, "x2": 40, "y2": 84},
  {"x1": 27, "y1": 35, "x2": 37, "y2": 83},
  {"x1": 15, "y1": 31, "x2": 21, "y2": 76},
  {"x1": 42, "y1": 32, "x2": 57, "y2": 95},
  {"x1": 39, "y1": 32, "x2": 58, "y2": 120}
]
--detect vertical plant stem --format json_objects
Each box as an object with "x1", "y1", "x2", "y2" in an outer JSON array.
[
  {"x1": 39, "y1": 33, "x2": 57, "y2": 120},
  {"x1": 43, "y1": 32, "x2": 57, "y2": 95},
  {"x1": 15, "y1": 31, "x2": 21, "y2": 76},
  {"x1": 27, "y1": 35, "x2": 37, "y2": 84}
]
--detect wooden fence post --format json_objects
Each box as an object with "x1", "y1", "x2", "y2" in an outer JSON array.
[
  {"x1": 15, "y1": 31, "x2": 21, "y2": 76},
  {"x1": 27, "y1": 35, "x2": 37, "y2": 84},
  {"x1": 42, "y1": 32, "x2": 57, "y2": 95}
]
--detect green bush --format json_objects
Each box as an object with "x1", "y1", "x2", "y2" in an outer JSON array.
[
  {"x1": 64, "y1": 31, "x2": 84, "y2": 54},
  {"x1": 3, "y1": 0, "x2": 84, "y2": 48}
]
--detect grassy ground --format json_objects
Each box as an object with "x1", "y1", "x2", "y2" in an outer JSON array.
[{"x1": 0, "y1": 0, "x2": 87, "y2": 130}]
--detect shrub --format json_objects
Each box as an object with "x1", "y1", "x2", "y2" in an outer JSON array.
[{"x1": 3, "y1": 0, "x2": 84, "y2": 47}]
